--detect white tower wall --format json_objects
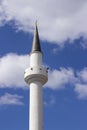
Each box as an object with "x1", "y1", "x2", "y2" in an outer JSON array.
[
  {"x1": 29, "y1": 81, "x2": 43, "y2": 130},
  {"x1": 30, "y1": 52, "x2": 42, "y2": 67}
]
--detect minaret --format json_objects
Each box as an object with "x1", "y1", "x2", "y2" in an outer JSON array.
[{"x1": 24, "y1": 23, "x2": 48, "y2": 130}]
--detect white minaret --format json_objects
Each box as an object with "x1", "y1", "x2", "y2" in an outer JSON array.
[{"x1": 24, "y1": 23, "x2": 48, "y2": 130}]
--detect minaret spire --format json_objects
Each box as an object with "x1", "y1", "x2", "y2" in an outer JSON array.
[{"x1": 31, "y1": 22, "x2": 42, "y2": 53}]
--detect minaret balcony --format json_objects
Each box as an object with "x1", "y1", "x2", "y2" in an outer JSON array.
[{"x1": 24, "y1": 66, "x2": 48, "y2": 85}]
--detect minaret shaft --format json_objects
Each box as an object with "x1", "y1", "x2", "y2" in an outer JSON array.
[
  {"x1": 30, "y1": 52, "x2": 42, "y2": 67},
  {"x1": 29, "y1": 81, "x2": 43, "y2": 130},
  {"x1": 24, "y1": 23, "x2": 48, "y2": 130}
]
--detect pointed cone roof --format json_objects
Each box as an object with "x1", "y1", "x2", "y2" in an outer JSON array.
[{"x1": 31, "y1": 22, "x2": 42, "y2": 53}]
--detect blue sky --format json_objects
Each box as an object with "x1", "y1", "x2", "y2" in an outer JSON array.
[{"x1": 0, "y1": 0, "x2": 87, "y2": 130}]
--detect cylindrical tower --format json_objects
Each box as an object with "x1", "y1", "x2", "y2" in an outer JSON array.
[{"x1": 24, "y1": 23, "x2": 48, "y2": 130}]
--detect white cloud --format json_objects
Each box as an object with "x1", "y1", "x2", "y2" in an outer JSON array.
[
  {"x1": 46, "y1": 67, "x2": 87, "y2": 100},
  {"x1": 46, "y1": 68, "x2": 75, "y2": 89},
  {"x1": 75, "y1": 84, "x2": 87, "y2": 99},
  {"x1": 77, "y1": 67, "x2": 87, "y2": 83},
  {"x1": 0, "y1": 54, "x2": 76, "y2": 90},
  {"x1": 0, "y1": 93, "x2": 24, "y2": 105},
  {"x1": 74, "y1": 67, "x2": 87, "y2": 99},
  {"x1": 0, "y1": 0, "x2": 87, "y2": 46},
  {"x1": 0, "y1": 53, "x2": 29, "y2": 88},
  {"x1": 0, "y1": 53, "x2": 87, "y2": 100}
]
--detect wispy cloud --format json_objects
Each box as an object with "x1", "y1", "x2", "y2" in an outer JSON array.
[
  {"x1": 74, "y1": 67, "x2": 87, "y2": 99},
  {"x1": 0, "y1": 93, "x2": 24, "y2": 105},
  {"x1": 44, "y1": 96, "x2": 56, "y2": 106},
  {"x1": 77, "y1": 68, "x2": 87, "y2": 83},
  {"x1": 47, "y1": 67, "x2": 87, "y2": 100},
  {"x1": 46, "y1": 68, "x2": 76, "y2": 89},
  {"x1": 0, "y1": 0, "x2": 87, "y2": 46}
]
